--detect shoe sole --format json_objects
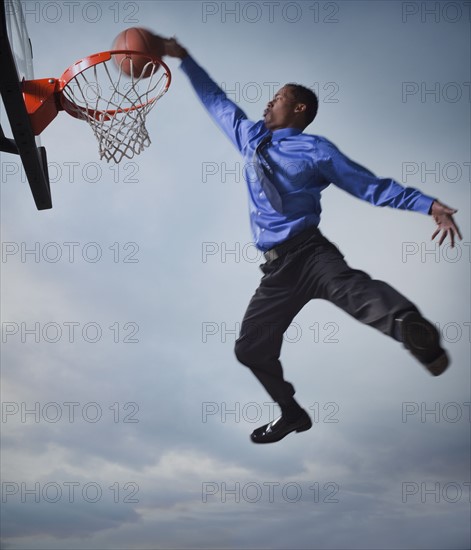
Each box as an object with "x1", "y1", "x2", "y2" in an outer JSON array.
[
  {"x1": 251, "y1": 420, "x2": 312, "y2": 444},
  {"x1": 296, "y1": 422, "x2": 312, "y2": 433}
]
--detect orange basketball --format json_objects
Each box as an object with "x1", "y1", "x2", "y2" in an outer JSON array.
[{"x1": 112, "y1": 27, "x2": 165, "y2": 78}]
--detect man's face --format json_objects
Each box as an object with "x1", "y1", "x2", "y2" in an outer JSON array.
[{"x1": 263, "y1": 86, "x2": 301, "y2": 131}]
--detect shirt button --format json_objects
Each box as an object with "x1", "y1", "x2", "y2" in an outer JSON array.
[
  {"x1": 257, "y1": 211, "x2": 261, "y2": 216},
  {"x1": 259, "y1": 191, "x2": 264, "y2": 198},
  {"x1": 261, "y1": 228, "x2": 265, "y2": 232}
]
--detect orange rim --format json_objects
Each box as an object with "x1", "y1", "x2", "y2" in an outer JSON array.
[{"x1": 58, "y1": 50, "x2": 171, "y2": 120}]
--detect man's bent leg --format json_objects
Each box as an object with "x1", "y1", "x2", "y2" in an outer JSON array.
[
  {"x1": 234, "y1": 255, "x2": 317, "y2": 415},
  {"x1": 305, "y1": 236, "x2": 448, "y2": 375},
  {"x1": 234, "y1": 263, "x2": 302, "y2": 405},
  {"x1": 234, "y1": 259, "x2": 314, "y2": 443}
]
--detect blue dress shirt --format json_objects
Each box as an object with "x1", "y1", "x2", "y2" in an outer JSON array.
[{"x1": 180, "y1": 56, "x2": 436, "y2": 252}]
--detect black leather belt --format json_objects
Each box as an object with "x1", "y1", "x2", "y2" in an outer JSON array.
[{"x1": 263, "y1": 226, "x2": 320, "y2": 262}]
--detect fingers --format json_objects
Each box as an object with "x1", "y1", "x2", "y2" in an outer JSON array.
[
  {"x1": 438, "y1": 230, "x2": 447, "y2": 246},
  {"x1": 443, "y1": 220, "x2": 463, "y2": 247},
  {"x1": 431, "y1": 227, "x2": 460, "y2": 248},
  {"x1": 451, "y1": 221, "x2": 463, "y2": 241}
]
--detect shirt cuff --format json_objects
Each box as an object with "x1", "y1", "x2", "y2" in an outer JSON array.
[{"x1": 415, "y1": 193, "x2": 436, "y2": 215}]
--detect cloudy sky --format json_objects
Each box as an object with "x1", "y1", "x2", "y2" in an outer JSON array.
[{"x1": 1, "y1": 1, "x2": 470, "y2": 549}]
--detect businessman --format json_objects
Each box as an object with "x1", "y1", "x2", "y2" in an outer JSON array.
[{"x1": 164, "y1": 38, "x2": 462, "y2": 444}]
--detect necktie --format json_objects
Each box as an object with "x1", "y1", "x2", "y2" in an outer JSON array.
[{"x1": 253, "y1": 135, "x2": 284, "y2": 213}]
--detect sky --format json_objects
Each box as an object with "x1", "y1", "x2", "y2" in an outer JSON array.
[{"x1": 0, "y1": 1, "x2": 470, "y2": 549}]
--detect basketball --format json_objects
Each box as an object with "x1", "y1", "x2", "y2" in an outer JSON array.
[{"x1": 112, "y1": 27, "x2": 165, "y2": 78}]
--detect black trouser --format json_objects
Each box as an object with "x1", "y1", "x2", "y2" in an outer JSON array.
[{"x1": 234, "y1": 227, "x2": 418, "y2": 404}]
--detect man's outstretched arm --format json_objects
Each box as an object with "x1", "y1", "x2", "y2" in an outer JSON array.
[
  {"x1": 164, "y1": 37, "x2": 257, "y2": 154},
  {"x1": 317, "y1": 138, "x2": 462, "y2": 247}
]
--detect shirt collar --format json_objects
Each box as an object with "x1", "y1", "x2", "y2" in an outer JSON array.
[{"x1": 271, "y1": 127, "x2": 303, "y2": 142}]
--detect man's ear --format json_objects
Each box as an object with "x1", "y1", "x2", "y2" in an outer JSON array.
[{"x1": 294, "y1": 103, "x2": 307, "y2": 114}]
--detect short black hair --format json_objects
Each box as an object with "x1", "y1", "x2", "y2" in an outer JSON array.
[{"x1": 285, "y1": 83, "x2": 319, "y2": 127}]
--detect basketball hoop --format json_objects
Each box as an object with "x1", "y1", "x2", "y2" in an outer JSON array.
[{"x1": 22, "y1": 50, "x2": 171, "y2": 163}]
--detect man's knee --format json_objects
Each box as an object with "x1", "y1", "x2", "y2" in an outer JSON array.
[
  {"x1": 234, "y1": 334, "x2": 272, "y2": 367},
  {"x1": 234, "y1": 337, "x2": 254, "y2": 367},
  {"x1": 235, "y1": 320, "x2": 283, "y2": 366}
]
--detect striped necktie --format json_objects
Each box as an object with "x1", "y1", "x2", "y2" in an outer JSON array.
[{"x1": 253, "y1": 135, "x2": 284, "y2": 213}]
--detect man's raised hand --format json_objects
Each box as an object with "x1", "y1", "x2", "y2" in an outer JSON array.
[{"x1": 164, "y1": 37, "x2": 188, "y2": 59}]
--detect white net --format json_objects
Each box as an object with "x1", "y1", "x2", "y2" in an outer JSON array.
[{"x1": 60, "y1": 53, "x2": 170, "y2": 163}]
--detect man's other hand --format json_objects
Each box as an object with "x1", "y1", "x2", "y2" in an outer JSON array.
[{"x1": 430, "y1": 200, "x2": 462, "y2": 247}]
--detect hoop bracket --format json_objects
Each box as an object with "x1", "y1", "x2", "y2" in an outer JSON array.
[{"x1": 22, "y1": 78, "x2": 62, "y2": 135}]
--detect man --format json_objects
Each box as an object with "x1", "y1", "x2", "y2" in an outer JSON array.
[{"x1": 164, "y1": 38, "x2": 462, "y2": 444}]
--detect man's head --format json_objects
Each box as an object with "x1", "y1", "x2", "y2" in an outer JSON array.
[{"x1": 263, "y1": 84, "x2": 318, "y2": 132}]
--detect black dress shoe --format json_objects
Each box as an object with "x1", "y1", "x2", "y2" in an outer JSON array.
[
  {"x1": 250, "y1": 411, "x2": 312, "y2": 444},
  {"x1": 397, "y1": 311, "x2": 449, "y2": 376}
]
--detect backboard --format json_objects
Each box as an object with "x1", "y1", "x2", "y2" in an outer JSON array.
[{"x1": 0, "y1": 0, "x2": 52, "y2": 210}]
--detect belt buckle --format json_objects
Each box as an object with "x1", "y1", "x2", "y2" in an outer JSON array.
[{"x1": 264, "y1": 248, "x2": 279, "y2": 262}]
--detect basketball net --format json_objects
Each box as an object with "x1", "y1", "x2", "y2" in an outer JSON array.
[{"x1": 60, "y1": 54, "x2": 170, "y2": 163}]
